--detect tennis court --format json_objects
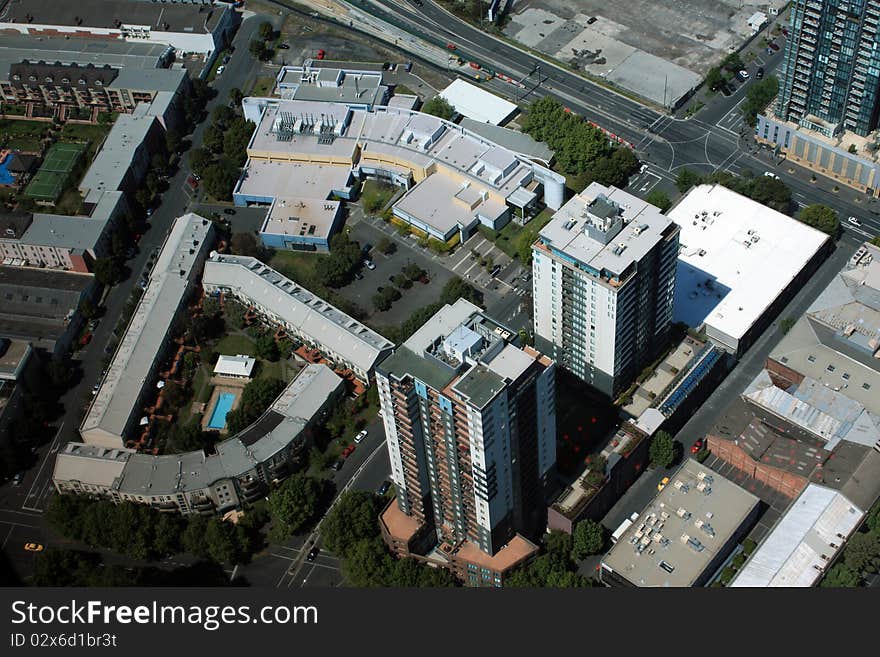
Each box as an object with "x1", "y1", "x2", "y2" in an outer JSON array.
[{"x1": 24, "y1": 142, "x2": 84, "y2": 203}]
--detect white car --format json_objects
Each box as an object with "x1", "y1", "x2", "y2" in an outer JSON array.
[
  {"x1": 848, "y1": 216, "x2": 862, "y2": 227},
  {"x1": 738, "y1": 69, "x2": 749, "y2": 79},
  {"x1": 365, "y1": 260, "x2": 376, "y2": 271},
  {"x1": 763, "y1": 171, "x2": 780, "y2": 180},
  {"x1": 354, "y1": 429, "x2": 368, "y2": 444},
  {"x1": 216, "y1": 65, "x2": 225, "y2": 76}
]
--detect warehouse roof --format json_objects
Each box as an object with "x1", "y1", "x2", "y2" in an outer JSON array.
[
  {"x1": 1, "y1": 0, "x2": 227, "y2": 34},
  {"x1": 439, "y1": 79, "x2": 518, "y2": 125},
  {"x1": 730, "y1": 484, "x2": 863, "y2": 587},
  {"x1": 601, "y1": 459, "x2": 760, "y2": 587},
  {"x1": 669, "y1": 184, "x2": 829, "y2": 343}
]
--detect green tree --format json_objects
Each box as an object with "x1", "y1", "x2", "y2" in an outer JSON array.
[
  {"x1": 211, "y1": 104, "x2": 235, "y2": 127},
  {"x1": 93, "y1": 257, "x2": 121, "y2": 286},
  {"x1": 649, "y1": 430, "x2": 676, "y2": 468},
  {"x1": 741, "y1": 76, "x2": 779, "y2": 127},
  {"x1": 202, "y1": 124, "x2": 224, "y2": 154},
  {"x1": 230, "y1": 87, "x2": 244, "y2": 106},
  {"x1": 571, "y1": 519, "x2": 605, "y2": 560},
  {"x1": 343, "y1": 538, "x2": 394, "y2": 587},
  {"x1": 189, "y1": 148, "x2": 213, "y2": 176},
  {"x1": 258, "y1": 21, "x2": 274, "y2": 41},
  {"x1": 843, "y1": 531, "x2": 880, "y2": 574},
  {"x1": 798, "y1": 204, "x2": 839, "y2": 235},
  {"x1": 865, "y1": 499, "x2": 880, "y2": 534},
  {"x1": 225, "y1": 377, "x2": 286, "y2": 434},
  {"x1": 322, "y1": 491, "x2": 382, "y2": 558},
  {"x1": 705, "y1": 67, "x2": 725, "y2": 92},
  {"x1": 676, "y1": 168, "x2": 704, "y2": 194},
  {"x1": 255, "y1": 334, "x2": 280, "y2": 361},
  {"x1": 377, "y1": 237, "x2": 395, "y2": 255},
  {"x1": 268, "y1": 474, "x2": 324, "y2": 539},
  {"x1": 645, "y1": 189, "x2": 672, "y2": 212},
  {"x1": 721, "y1": 52, "x2": 744, "y2": 72},
  {"x1": 545, "y1": 530, "x2": 573, "y2": 562},
  {"x1": 821, "y1": 562, "x2": 861, "y2": 587},
  {"x1": 422, "y1": 96, "x2": 456, "y2": 120},
  {"x1": 201, "y1": 162, "x2": 239, "y2": 201},
  {"x1": 248, "y1": 39, "x2": 266, "y2": 61}
]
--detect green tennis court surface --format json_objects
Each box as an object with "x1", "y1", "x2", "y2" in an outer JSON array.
[{"x1": 25, "y1": 142, "x2": 84, "y2": 203}]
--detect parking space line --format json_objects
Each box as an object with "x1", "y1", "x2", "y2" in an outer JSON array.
[{"x1": 1, "y1": 525, "x2": 14, "y2": 549}]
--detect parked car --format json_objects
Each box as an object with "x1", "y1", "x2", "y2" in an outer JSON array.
[
  {"x1": 12, "y1": 472, "x2": 24, "y2": 486},
  {"x1": 354, "y1": 429, "x2": 368, "y2": 444},
  {"x1": 278, "y1": 43, "x2": 290, "y2": 50},
  {"x1": 756, "y1": 67, "x2": 764, "y2": 80},
  {"x1": 848, "y1": 216, "x2": 862, "y2": 227},
  {"x1": 690, "y1": 439, "x2": 704, "y2": 455},
  {"x1": 146, "y1": 207, "x2": 154, "y2": 218},
  {"x1": 341, "y1": 444, "x2": 356, "y2": 458},
  {"x1": 23, "y1": 543, "x2": 43, "y2": 552},
  {"x1": 763, "y1": 171, "x2": 780, "y2": 180},
  {"x1": 769, "y1": 42, "x2": 780, "y2": 51},
  {"x1": 79, "y1": 332, "x2": 92, "y2": 346},
  {"x1": 331, "y1": 460, "x2": 344, "y2": 471},
  {"x1": 737, "y1": 69, "x2": 749, "y2": 80},
  {"x1": 91, "y1": 383, "x2": 100, "y2": 396},
  {"x1": 364, "y1": 260, "x2": 376, "y2": 271},
  {"x1": 223, "y1": 54, "x2": 231, "y2": 64},
  {"x1": 361, "y1": 243, "x2": 373, "y2": 255},
  {"x1": 224, "y1": 208, "x2": 236, "y2": 215},
  {"x1": 316, "y1": 49, "x2": 326, "y2": 60},
  {"x1": 216, "y1": 65, "x2": 225, "y2": 76},
  {"x1": 657, "y1": 476, "x2": 670, "y2": 492},
  {"x1": 306, "y1": 547, "x2": 320, "y2": 561},
  {"x1": 354, "y1": 272, "x2": 364, "y2": 280},
  {"x1": 377, "y1": 480, "x2": 392, "y2": 496},
  {"x1": 766, "y1": 47, "x2": 775, "y2": 55}
]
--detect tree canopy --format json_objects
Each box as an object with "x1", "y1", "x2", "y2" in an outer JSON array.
[
  {"x1": 571, "y1": 519, "x2": 605, "y2": 559},
  {"x1": 267, "y1": 474, "x2": 324, "y2": 539},
  {"x1": 421, "y1": 96, "x2": 455, "y2": 120},
  {"x1": 649, "y1": 430, "x2": 676, "y2": 469},
  {"x1": 225, "y1": 377, "x2": 286, "y2": 434},
  {"x1": 798, "y1": 204, "x2": 840, "y2": 235},
  {"x1": 741, "y1": 76, "x2": 779, "y2": 126}
]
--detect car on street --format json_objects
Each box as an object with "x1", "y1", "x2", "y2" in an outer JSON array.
[
  {"x1": 763, "y1": 171, "x2": 780, "y2": 180},
  {"x1": 331, "y1": 460, "x2": 344, "y2": 471},
  {"x1": 223, "y1": 54, "x2": 231, "y2": 64},
  {"x1": 317, "y1": 49, "x2": 326, "y2": 60},
  {"x1": 691, "y1": 439, "x2": 704, "y2": 454},
  {"x1": 354, "y1": 429, "x2": 368, "y2": 444},
  {"x1": 24, "y1": 543, "x2": 43, "y2": 552},
  {"x1": 657, "y1": 476, "x2": 670, "y2": 492},
  {"x1": 224, "y1": 208, "x2": 236, "y2": 215},
  {"x1": 737, "y1": 69, "x2": 749, "y2": 80},
  {"x1": 377, "y1": 481, "x2": 391, "y2": 496},
  {"x1": 362, "y1": 243, "x2": 373, "y2": 255},
  {"x1": 216, "y1": 65, "x2": 225, "y2": 76},
  {"x1": 848, "y1": 216, "x2": 862, "y2": 227},
  {"x1": 769, "y1": 42, "x2": 780, "y2": 51},
  {"x1": 364, "y1": 260, "x2": 376, "y2": 270},
  {"x1": 91, "y1": 383, "x2": 100, "y2": 396},
  {"x1": 12, "y1": 472, "x2": 24, "y2": 486},
  {"x1": 341, "y1": 444, "x2": 356, "y2": 458},
  {"x1": 756, "y1": 67, "x2": 764, "y2": 80},
  {"x1": 278, "y1": 43, "x2": 290, "y2": 49},
  {"x1": 766, "y1": 47, "x2": 775, "y2": 55},
  {"x1": 306, "y1": 547, "x2": 320, "y2": 562},
  {"x1": 146, "y1": 207, "x2": 154, "y2": 217},
  {"x1": 354, "y1": 272, "x2": 364, "y2": 280}
]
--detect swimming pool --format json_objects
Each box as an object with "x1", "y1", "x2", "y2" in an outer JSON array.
[{"x1": 207, "y1": 392, "x2": 237, "y2": 430}]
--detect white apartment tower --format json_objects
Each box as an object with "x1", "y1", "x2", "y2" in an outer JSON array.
[
  {"x1": 376, "y1": 300, "x2": 556, "y2": 555},
  {"x1": 532, "y1": 183, "x2": 679, "y2": 397}
]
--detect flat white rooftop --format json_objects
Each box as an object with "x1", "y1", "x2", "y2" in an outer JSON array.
[
  {"x1": 262, "y1": 197, "x2": 340, "y2": 241},
  {"x1": 439, "y1": 79, "x2": 517, "y2": 126},
  {"x1": 730, "y1": 484, "x2": 863, "y2": 587},
  {"x1": 669, "y1": 185, "x2": 829, "y2": 343},
  {"x1": 237, "y1": 160, "x2": 352, "y2": 201},
  {"x1": 214, "y1": 354, "x2": 255, "y2": 378}
]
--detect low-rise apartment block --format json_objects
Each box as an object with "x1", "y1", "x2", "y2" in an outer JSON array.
[
  {"x1": 55, "y1": 363, "x2": 343, "y2": 514},
  {"x1": 79, "y1": 213, "x2": 214, "y2": 448},
  {"x1": 202, "y1": 254, "x2": 394, "y2": 384}
]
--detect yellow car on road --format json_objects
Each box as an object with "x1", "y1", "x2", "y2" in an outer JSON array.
[
  {"x1": 657, "y1": 477, "x2": 670, "y2": 492},
  {"x1": 24, "y1": 543, "x2": 43, "y2": 552}
]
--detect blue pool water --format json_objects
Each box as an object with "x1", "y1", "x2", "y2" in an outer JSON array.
[
  {"x1": 207, "y1": 392, "x2": 237, "y2": 430},
  {"x1": 0, "y1": 155, "x2": 14, "y2": 185}
]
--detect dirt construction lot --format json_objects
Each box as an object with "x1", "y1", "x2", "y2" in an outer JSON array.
[{"x1": 505, "y1": 0, "x2": 785, "y2": 105}]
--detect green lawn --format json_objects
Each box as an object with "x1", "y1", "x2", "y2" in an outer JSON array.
[
  {"x1": 0, "y1": 118, "x2": 47, "y2": 152},
  {"x1": 256, "y1": 359, "x2": 283, "y2": 381},
  {"x1": 250, "y1": 76, "x2": 276, "y2": 97},
  {"x1": 215, "y1": 333, "x2": 256, "y2": 356},
  {"x1": 361, "y1": 179, "x2": 397, "y2": 213},
  {"x1": 269, "y1": 249, "x2": 325, "y2": 285},
  {"x1": 480, "y1": 207, "x2": 554, "y2": 261}
]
